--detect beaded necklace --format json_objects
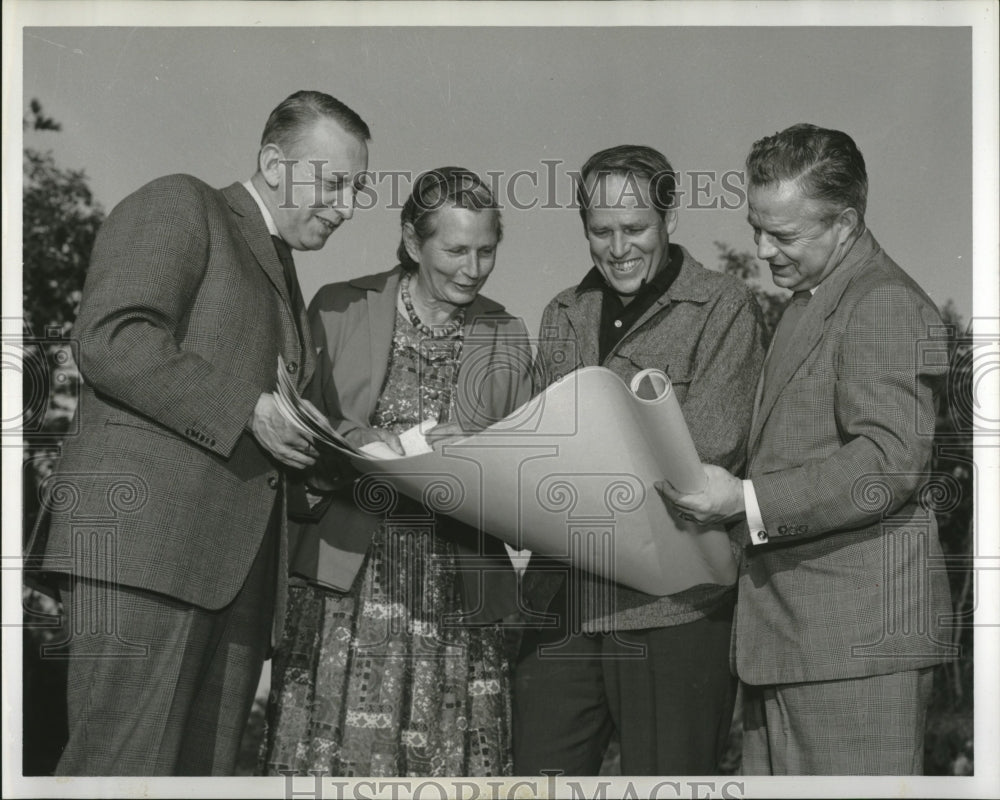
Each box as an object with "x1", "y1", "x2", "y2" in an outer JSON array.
[
  {"x1": 400, "y1": 271, "x2": 466, "y2": 338},
  {"x1": 398, "y1": 271, "x2": 466, "y2": 423}
]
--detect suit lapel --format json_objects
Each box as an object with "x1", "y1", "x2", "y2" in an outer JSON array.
[
  {"x1": 223, "y1": 183, "x2": 317, "y2": 391},
  {"x1": 223, "y1": 183, "x2": 291, "y2": 308},
  {"x1": 747, "y1": 231, "x2": 880, "y2": 456},
  {"x1": 748, "y1": 299, "x2": 826, "y2": 452}
]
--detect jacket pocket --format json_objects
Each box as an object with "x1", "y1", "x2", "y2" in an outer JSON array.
[{"x1": 104, "y1": 413, "x2": 183, "y2": 441}]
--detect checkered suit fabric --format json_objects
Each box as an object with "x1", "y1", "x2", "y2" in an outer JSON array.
[
  {"x1": 734, "y1": 232, "x2": 955, "y2": 685},
  {"x1": 741, "y1": 668, "x2": 934, "y2": 774},
  {"x1": 33, "y1": 175, "x2": 312, "y2": 611},
  {"x1": 53, "y1": 509, "x2": 276, "y2": 775}
]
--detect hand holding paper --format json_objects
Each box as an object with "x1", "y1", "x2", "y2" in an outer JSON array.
[
  {"x1": 249, "y1": 391, "x2": 318, "y2": 468},
  {"x1": 656, "y1": 464, "x2": 746, "y2": 527},
  {"x1": 273, "y1": 357, "x2": 438, "y2": 462},
  {"x1": 350, "y1": 427, "x2": 406, "y2": 457},
  {"x1": 424, "y1": 421, "x2": 467, "y2": 449},
  {"x1": 273, "y1": 355, "x2": 358, "y2": 455}
]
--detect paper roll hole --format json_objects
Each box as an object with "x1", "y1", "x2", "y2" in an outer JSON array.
[{"x1": 631, "y1": 369, "x2": 670, "y2": 401}]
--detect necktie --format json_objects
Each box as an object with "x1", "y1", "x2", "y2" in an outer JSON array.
[
  {"x1": 272, "y1": 235, "x2": 305, "y2": 347},
  {"x1": 763, "y1": 290, "x2": 812, "y2": 390},
  {"x1": 271, "y1": 235, "x2": 298, "y2": 299}
]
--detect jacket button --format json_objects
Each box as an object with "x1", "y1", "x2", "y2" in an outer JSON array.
[
  {"x1": 286, "y1": 361, "x2": 298, "y2": 374},
  {"x1": 267, "y1": 474, "x2": 279, "y2": 489}
]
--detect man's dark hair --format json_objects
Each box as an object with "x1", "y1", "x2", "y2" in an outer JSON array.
[
  {"x1": 746, "y1": 123, "x2": 868, "y2": 221},
  {"x1": 576, "y1": 144, "x2": 677, "y2": 225},
  {"x1": 259, "y1": 90, "x2": 371, "y2": 158}
]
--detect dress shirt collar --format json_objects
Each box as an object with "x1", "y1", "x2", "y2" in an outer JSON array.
[
  {"x1": 806, "y1": 228, "x2": 873, "y2": 298},
  {"x1": 243, "y1": 178, "x2": 280, "y2": 238}
]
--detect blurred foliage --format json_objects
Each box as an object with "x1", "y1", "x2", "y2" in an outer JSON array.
[
  {"x1": 23, "y1": 101, "x2": 102, "y2": 336},
  {"x1": 23, "y1": 149, "x2": 103, "y2": 336},
  {"x1": 21, "y1": 102, "x2": 103, "y2": 538}
]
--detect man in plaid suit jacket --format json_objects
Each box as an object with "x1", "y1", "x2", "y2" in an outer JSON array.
[
  {"x1": 29, "y1": 91, "x2": 370, "y2": 775},
  {"x1": 660, "y1": 124, "x2": 954, "y2": 774}
]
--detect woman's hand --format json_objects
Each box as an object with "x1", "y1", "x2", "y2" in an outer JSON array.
[
  {"x1": 345, "y1": 427, "x2": 405, "y2": 456},
  {"x1": 424, "y1": 421, "x2": 468, "y2": 450}
]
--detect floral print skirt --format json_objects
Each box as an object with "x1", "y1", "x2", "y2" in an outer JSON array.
[{"x1": 260, "y1": 521, "x2": 512, "y2": 777}]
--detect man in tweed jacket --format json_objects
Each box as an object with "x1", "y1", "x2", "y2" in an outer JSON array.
[
  {"x1": 660, "y1": 124, "x2": 954, "y2": 774},
  {"x1": 28, "y1": 91, "x2": 370, "y2": 775},
  {"x1": 514, "y1": 145, "x2": 767, "y2": 775}
]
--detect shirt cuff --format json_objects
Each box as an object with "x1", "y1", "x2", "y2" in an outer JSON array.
[{"x1": 743, "y1": 479, "x2": 769, "y2": 545}]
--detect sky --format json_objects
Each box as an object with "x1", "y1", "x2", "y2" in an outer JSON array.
[
  {"x1": 13, "y1": 15, "x2": 986, "y2": 335},
  {"x1": 4, "y1": 2, "x2": 1000, "y2": 798}
]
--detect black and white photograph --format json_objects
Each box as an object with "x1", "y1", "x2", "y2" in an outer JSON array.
[{"x1": 4, "y1": 1, "x2": 998, "y2": 798}]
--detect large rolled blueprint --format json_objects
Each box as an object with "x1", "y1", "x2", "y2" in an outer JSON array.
[{"x1": 332, "y1": 366, "x2": 738, "y2": 597}]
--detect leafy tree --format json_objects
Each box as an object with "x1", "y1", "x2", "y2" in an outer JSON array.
[
  {"x1": 21, "y1": 101, "x2": 104, "y2": 538},
  {"x1": 23, "y1": 98, "x2": 103, "y2": 336},
  {"x1": 23, "y1": 148, "x2": 103, "y2": 336}
]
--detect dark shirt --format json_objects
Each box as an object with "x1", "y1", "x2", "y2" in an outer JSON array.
[{"x1": 579, "y1": 243, "x2": 683, "y2": 362}]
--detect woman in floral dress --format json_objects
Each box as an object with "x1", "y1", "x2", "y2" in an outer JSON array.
[{"x1": 261, "y1": 167, "x2": 533, "y2": 777}]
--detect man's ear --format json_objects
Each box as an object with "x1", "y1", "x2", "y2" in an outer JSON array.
[
  {"x1": 835, "y1": 207, "x2": 860, "y2": 244},
  {"x1": 259, "y1": 143, "x2": 285, "y2": 190},
  {"x1": 664, "y1": 207, "x2": 679, "y2": 236},
  {"x1": 402, "y1": 222, "x2": 421, "y2": 264}
]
